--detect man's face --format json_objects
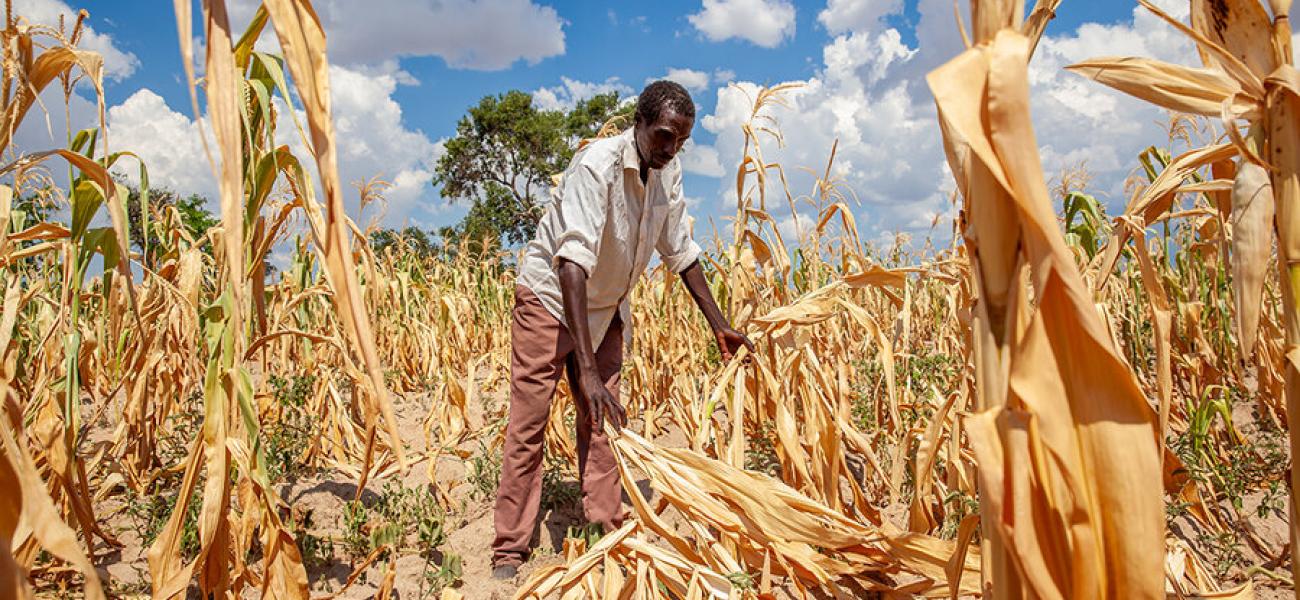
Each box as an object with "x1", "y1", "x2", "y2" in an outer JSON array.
[{"x1": 635, "y1": 108, "x2": 693, "y2": 170}]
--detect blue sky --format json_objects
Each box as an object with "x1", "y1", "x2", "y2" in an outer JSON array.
[{"x1": 15, "y1": 0, "x2": 1194, "y2": 250}]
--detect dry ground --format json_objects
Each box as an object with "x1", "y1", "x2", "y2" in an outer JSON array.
[{"x1": 80, "y1": 376, "x2": 1297, "y2": 599}]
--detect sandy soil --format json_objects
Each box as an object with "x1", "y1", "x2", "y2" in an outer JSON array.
[
  {"x1": 81, "y1": 378, "x2": 1297, "y2": 599},
  {"x1": 88, "y1": 382, "x2": 629, "y2": 599}
]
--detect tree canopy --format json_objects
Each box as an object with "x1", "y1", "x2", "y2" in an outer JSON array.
[
  {"x1": 433, "y1": 90, "x2": 634, "y2": 249},
  {"x1": 125, "y1": 186, "x2": 218, "y2": 265}
]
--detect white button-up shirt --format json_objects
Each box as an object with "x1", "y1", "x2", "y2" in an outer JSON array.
[{"x1": 518, "y1": 128, "x2": 702, "y2": 348}]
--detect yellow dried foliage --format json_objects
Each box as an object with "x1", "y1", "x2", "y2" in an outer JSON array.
[{"x1": 0, "y1": 1, "x2": 1293, "y2": 598}]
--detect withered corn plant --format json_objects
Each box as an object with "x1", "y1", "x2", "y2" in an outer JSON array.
[
  {"x1": 928, "y1": 0, "x2": 1166, "y2": 597},
  {"x1": 1069, "y1": 0, "x2": 1300, "y2": 590},
  {"x1": 1, "y1": 0, "x2": 1294, "y2": 598}
]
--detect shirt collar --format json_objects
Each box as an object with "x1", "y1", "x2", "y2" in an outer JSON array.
[{"x1": 621, "y1": 128, "x2": 642, "y2": 174}]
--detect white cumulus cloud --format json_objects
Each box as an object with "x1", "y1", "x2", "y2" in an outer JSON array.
[
  {"x1": 532, "y1": 77, "x2": 634, "y2": 111},
  {"x1": 680, "y1": 139, "x2": 726, "y2": 177},
  {"x1": 107, "y1": 90, "x2": 214, "y2": 196},
  {"x1": 654, "y1": 68, "x2": 712, "y2": 93},
  {"x1": 690, "y1": 0, "x2": 1202, "y2": 241},
  {"x1": 103, "y1": 65, "x2": 443, "y2": 228},
  {"x1": 14, "y1": 0, "x2": 139, "y2": 80},
  {"x1": 229, "y1": 0, "x2": 565, "y2": 71},
  {"x1": 817, "y1": 0, "x2": 904, "y2": 35},
  {"x1": 688, "y1": 0, "x2": 796, "y2": 48}
]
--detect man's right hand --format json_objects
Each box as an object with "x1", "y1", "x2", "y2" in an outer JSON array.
[
  {"x1": 578, "y1": 370, "x2": 627, "y2": 432},
  {"x1": 556, "y1": 258, "x2": 627, "y2": 433}
]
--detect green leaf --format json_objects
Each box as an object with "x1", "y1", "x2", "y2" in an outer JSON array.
[
  {"x1": 69, "y1": 128, "x2": 97, "y2": 159},
  {"x1": 233, "y1": 6, "x2": 270, "y2": 70},
  {"x1": 70, "y1": 180, "x2": 105, "y2": 242},
  {"x1": 248, "y1": 146, "x2": 294, "y2": 225},
  {"x1": 252, "y1": 52, "x2": 308, "y2": 145}
]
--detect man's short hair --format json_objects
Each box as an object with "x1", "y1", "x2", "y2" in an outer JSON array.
[{"x1": 636, "y1": 80, "x2": 695, "y2": 125}]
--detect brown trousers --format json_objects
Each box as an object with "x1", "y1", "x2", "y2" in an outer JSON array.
[{"x1": 491, "y1": 286, "x2": 624, "y2": 567}]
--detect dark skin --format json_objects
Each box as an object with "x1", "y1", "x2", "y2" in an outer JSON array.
[{"x1": 558, "y1": 107, "x2": 754, "y2": 433}]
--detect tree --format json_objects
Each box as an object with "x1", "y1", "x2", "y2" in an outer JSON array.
[
  {"x1": 370, "y1": 225, "x2": 436, "y2": 259},
  {"x1": 125, "y1": 186, "x2": 218, "y2": 265},
  {"x1": 434, "y1": 90, "x2": 634, "y2": 249}
]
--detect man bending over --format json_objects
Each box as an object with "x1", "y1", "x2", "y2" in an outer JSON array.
[{"x1": 491, "y1": 80, "x2": 752, "y2": 579}]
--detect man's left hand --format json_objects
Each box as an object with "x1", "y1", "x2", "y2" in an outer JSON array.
[{"x1": 714, "y1": 327, "x2": 755, "y2": 362}]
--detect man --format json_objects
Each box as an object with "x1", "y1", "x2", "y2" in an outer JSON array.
[{"x1": 491, "y1": 81, "x2": 752, "y2": 579}]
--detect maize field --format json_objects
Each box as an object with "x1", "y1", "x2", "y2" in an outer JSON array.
[{"x1": 1, "y1": 0, "x2": 1298, "y2": 598}]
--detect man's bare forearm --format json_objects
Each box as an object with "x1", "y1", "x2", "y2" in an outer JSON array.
[
  {"x1": 557, "y1": 258, "x2": 627, "y2": 430},
  {"x1": 679, "y1": 260, "x2": 727, "y2": 332},
  {"x1": 557, "y1": 259, "x2": 601, "y2": 375},
  {"x1": 680, "y1": 260, "x2": 755, "y2": 361}
]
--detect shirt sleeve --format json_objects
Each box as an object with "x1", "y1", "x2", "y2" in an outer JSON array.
[
  {"x1": 551, "y1": 162, "x2": 608, "y2": 276},
  {"x1": 656, "y1": 166, "x2": 702, "y2": 273}
]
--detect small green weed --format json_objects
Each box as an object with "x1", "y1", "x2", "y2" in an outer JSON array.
[
  {"x1": 467, "y1": 441, "x2": 502, "y2": 501},
  {"x1": 540, "y1": 457, "x2": 581, "y2": 511},
  {"x1": 125, "y1": 487, "x2": 202, "y2": 561},
  {"x1": 566, "y1": 522, "x2": 604, "y2": 548},
  {"x1": 1197, "y1": 530, "x2": 1245, "y2": 580},
  {"x1": 725, "y1": 571, "x2": 755, "y2": 591},
  {"x1": 744, "y1": 421, "x2": 782, "y2": 478},
  {"x1": 265, "y1": 374, "x2": 318, "y2": 482},
  {"x1": 340, "y1": 482, "x2": 462, "y2": 594},
  {"x1": 939, "y1": 490, "x2": 980, "y2": 540}
]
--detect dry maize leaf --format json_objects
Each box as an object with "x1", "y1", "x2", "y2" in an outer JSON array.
[
  {"x1": 517, "y1": 566, "x2": 569, "y2": 600},
  {"x1": 610, "y1": 450, "x2": 713, "y2": 572},
  {"x1": 1, "y1": 149, "x2": 139, "y2": 318},
  {"x1": 842, "y1": 264, "x2": 906, "y2": 290},
  {"x1": 1130, "y1": 228, "x2": 1174, "y2": 454},
  {"x1": 815, "y1": 202, "x2": 863, "y2": 250},
  {"x1": 742, "y1": 229, "x2": 773, "y2": 269},
  {"x1": 750, "y1": 282, "x2": 843, "y2": 328},
  {"x1": 612, "y1": 429, "x2": 972, "y2": 594},
  {"x1": 0, "y1": 242, "x2": 58, "y2": 268},
  {"x1": 1189, "y1": 583, "x2": 1256, "y2": 599},
  {"x1": 7, "y1": 222, "x2": 70, "y2": 243},
  {"x1": 1229, "y1": 161, "x2": 1274, "y2": 359},
  {"x1": 224, "y1": 446, "x2": 308, "y2": 600},
  {"x1": 1066, "y1": 57, "x2": 1252, "y2": 117},
  {"x1": 0, "y1": 444, "x2": 29, "y2": 600},
  {"x1": 376, "y1": 561, "x2": 397, "y2": 600},
  {"x1": 965, "y1": 408, "x2": 1076, "y2": 597},
  {"x1": 199, "y1": 0, "x2": 245, "y2": 307},
  {"x1": 1132, "y1": 144, "x2": 1240, "y2": 222},
  {"x1": 262, "y1": 0, "x2": 407, "y2": 468},
  {"x1": 146, "y1": 426, "x2": 201, "y2": 597},
  {"x1": 1173, "y1": 180, "x2": 1234, "y2": 194},
  {"x1": 245, "y1": 329, "x2": 343, "y2": 359},
  {"x1": 0, "y1": 415, "x2": 105, "y2": 600},
  {"x1": 195, "y1": 387, "x2": 233, "y2": 595},
  {"x1": 725, "y1": 357, "x2": 747, "y2": 468},
  {"x1": 602, "y1": 553, "x2": 624, "y2": 599},
  {"x1": 882, "y1": 530, "x2": 981, "y2": 598},
  {"x1": 932, "y1": 29, "x2": 1164, "y2": 599},
  {"x1": 1210, "y1": 158, "x2": 1238, "y2": 219},
  {"x1": 0, "y1": 45, "x2": 102, "y2": 153},
  {"x1": 556, "y1": 523, "x2": 636, "y2": 590},
  {"x1": 945, "y1": 514, "x2": 980, "y2": 600},
  {"x1": 1023, "y1": 0, "x2": 1062, "y2": 55},
  {"x1": 1190, "y1": 0, "x2": 1277, "y2": 78},
  {"x1": 1137, "y1": 0, "x2": 1264, "y2": 98},
  {"x1": 193, "y1": 1, "x2": 245, "y2": 596},
  {"x1": 908, "y1": 390, "x2": 958, "y2": 533},
  {"x1": 620, "y1": 533, "x2": 743, "y2": 596},
  {"x1": 1094, "y1": 143, "x2": 1239, "y2": 289}
]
